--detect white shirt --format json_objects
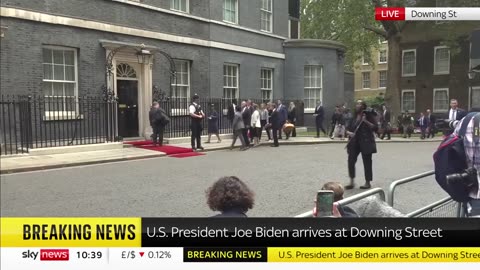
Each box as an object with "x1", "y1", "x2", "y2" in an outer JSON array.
[
  {"x1": 189, "y1": 102, "x2": 203, "y2": 115},
  {"x1": 449, "y1": 109, "x2": 457, "y2": 121},
  {"x1": 251, "y1": 110, "x2": 261, "y2": 128}
]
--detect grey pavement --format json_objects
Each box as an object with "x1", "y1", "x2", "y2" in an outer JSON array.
[
  {"x1": 1, "y1": 136, "x2": 441, "y2": 174},
  {"x1": 1, "y1": 141, "x2": 446, "y2": 217}
]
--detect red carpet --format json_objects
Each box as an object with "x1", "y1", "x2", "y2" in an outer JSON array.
[
  {"x1": 124, "y1": 140, "x2": 153, "y2": 146},
  {"x1": 138, "y1": 145, "x2": 193, "y2": 155},
  {"x1": 169, "y1": 152, "x2": 205, "y2": 158},
  {"x1": 125, "y1": 140, "x2": 204, "y2": 158}
]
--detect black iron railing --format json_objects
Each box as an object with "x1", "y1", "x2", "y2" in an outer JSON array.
[{"x1": 0, "y1": 95, "x2": 118, "y2": 155}]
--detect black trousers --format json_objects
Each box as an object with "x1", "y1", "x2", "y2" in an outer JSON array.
[
  {"x1": 242, "y1": 127, "x2": 250, "y2": 146},
  {"x1": 260, "y1": 120, "x2": 268, "y2": 140},
  {"x1": 316, "y1": 121, "x2": 326, "y2": 136},
  {"x1": 380, "y1": 124, "x2": 391, "y2": 140},
  {"x1": 191, "y1": 121, "x2": 202, "y2": 149},
  {"x1": 348, "y1": 146, "x2": 373, "y2": 182},
  {"x1": 427, "y1": 126, "x2": 435, "y2": 138},
  {"x1": 152, "y1": 125, "x2": 164, "y2": 146},
  {"x1": 272, "y1": 127, "x2": 279, "y2": 146}
]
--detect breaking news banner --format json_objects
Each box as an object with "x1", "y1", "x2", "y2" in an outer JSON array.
[
  {"x1": 1, "y1": 217, "x2": 479, "y2": 270},
  {"x1": 375, "y1": 7, "x2": 480, "y2": 21}
]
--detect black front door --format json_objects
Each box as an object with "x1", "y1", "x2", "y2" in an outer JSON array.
[{"x1": 117, "y1": 80, "x2": 139, "y2": 138}]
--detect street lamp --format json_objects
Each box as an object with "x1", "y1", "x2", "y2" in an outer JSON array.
[{"x1": 136, "y1": 45, "x2": 152, "y2": 64}]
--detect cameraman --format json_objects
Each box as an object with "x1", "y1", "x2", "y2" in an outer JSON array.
[
  {"x1": 345, "y1": 100, "x2": 378, "y2": 190},
  {"x1": 453, "y1": 108, "x2": 480, "y2": 216}
]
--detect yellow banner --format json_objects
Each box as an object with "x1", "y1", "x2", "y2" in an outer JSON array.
[
  {"x1": 268, "y1": 248, "x2": 480, "y2": 263},
  {"x1": 0, "y1": 217, "x2": 141, "y2": 247}
]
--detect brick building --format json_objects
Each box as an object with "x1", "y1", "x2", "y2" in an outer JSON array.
[
  {"x1": 354, "y1": 42, "x2": 389, "y2": 100},
  {"x1": 0, "y1": 0, "x2": 352, "y2": 141}
]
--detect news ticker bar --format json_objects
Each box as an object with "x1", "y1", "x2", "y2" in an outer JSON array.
[
  {"x1": 1, "y1": 218, "x2": 480, "y2": 247},
  {"x1": 2, "y1": 247, "x2": 480, "y2": 263},
  {"x1": 375, "y1": 7, "x2": 480, "y2": 21}
]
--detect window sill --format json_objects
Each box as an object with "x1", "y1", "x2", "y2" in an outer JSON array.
[
  {"x1": 43, "y1": 114, "x2": 84, "y2": 121},
  {"x1": 260, "y1": 29, "x2": 273, "y2": 34},
  {"x1": 402, "y1": 74, "x2": 416, "y2": 77},
  {"x1": 434, "y1": 72, "x2": 450, "y2": 75},
  {"x1": 170, "y1": 8, "x2": 189, "y2": 14},
  {"x1": 378, "y1": 61, "x2": 387, "y2": 64},
  {"x1": 304, "y1": 108, "x2": 315, "y2": 114},
  {"x1": 222, "y1": 20, "x2": 238, "y2": 25},
  {"x1": 433, "y1": 110, "x2": 448, "y2": 113}
]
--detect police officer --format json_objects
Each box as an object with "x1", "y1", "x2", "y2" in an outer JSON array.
[{"x1": 189, "y1": 94, "x2": 205, "y2": 151}]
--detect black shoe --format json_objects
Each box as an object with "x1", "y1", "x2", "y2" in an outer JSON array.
[
  {"x1": 271, "y1": 145, "x2": 279, "y2": 147},
  {"x1": 345, "y1": 184, "x2": 355, "y2": 190},
  {"x1": 360, "y1": 182, "x2": 371, "y2": 189},
  {"x1": 197, "y1": 146, "x2": 204, "y2": 151}
]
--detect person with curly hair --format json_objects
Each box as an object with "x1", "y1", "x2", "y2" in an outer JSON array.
[{"x1": 206, "y1": 176, "x2": 255, "y2": 217}]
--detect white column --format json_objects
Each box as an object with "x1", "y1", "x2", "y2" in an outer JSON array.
[{"x1": 142, "y1": 61, "x2": 153, "y2": 139}]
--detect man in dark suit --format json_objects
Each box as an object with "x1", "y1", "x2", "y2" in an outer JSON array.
[
  {"x1": 270, "y1": 103, "x2": 280, "y2": 147},
  {"x1": 426, "y1": 109, "x2": 436, "y2": 138},
  {"x1": 277, "y1": 99, "x2": 287, "y2": 139},
  {"x1": 379, "y1": 105, "x2": 391, "y2": 140},
  {"x1": 241, "y1": 101, "x2": 251, "y2": 147},
  {"x1": 227, "y1": 99, "x2": 237, "y2": 124},
  {"x1": 445, "y1": 99, "x2": 467, "y2": 136},
  {"x1": 417, "y1": 112, "x2": 429, "y2": 139},
  {"x1": 314, "y1": 101, "x2": 327, "y2": 137}
]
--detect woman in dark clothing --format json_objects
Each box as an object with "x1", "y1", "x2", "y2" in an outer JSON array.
[
  {"x1": 206, "y1": 104, "x2": 221, "y2": 143},
  {"x1": 207, "y1": 176, "x2": 255, "y2": 217},
  {"x1": 345, "y1": 100, "x2": 378, "y2": 190},
  {"x1": 286, "y1": 102, "x2": 297, "y2": 139}
]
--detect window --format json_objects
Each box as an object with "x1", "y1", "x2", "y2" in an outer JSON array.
[
  {"x1": 402, "y1": 49, "x2": 416, "y2": 77},
  {"x1": 261, "y1": 0, "x2": 273, "y2": 32},
  {"x1": 223, "y1": 64, "x2": 239, "y2": 99},
  {"x1": 362, "y1": 72, "x2": 371, "y2": 89},
  {"x1": 378, "y1": 71, "x2": 387, "y2": 88},
  {"x1": 379, "y1": 49, "x2": 387, "y2": 64},
  {"x1": 42, "y1": 47, "x2": 78, "y2": 115},
  {"x1": 170, "y1": 0, "x2": 188, "y2": 13},
  {"x1": 288, "y1": 19, "x2": 300, "y2": 39},
  {"x1": 401, "y1": 90, "x2": 416, "y2": 112},
  {"x1": 223, "y1": 0, "x2": 238, "y2": 24},
  {"x1": 261, "y1": 68, "x2": 273, "y2": 101},
  {"x1": 471, "y1": 86, "x2": 480, "y2": 109},
  {"x1": 304, "y1": 65, "x2": 322, "y2": 110},
  {"x1": 172, "y1": 60, "x2": 190, "y2": 98},
  {"x1": 434, "y1": 46, "x2": 450, "y2": 75},
  {"x1": 362, "y1": 55, "x2": 370, "y2": 65},
  {"x1": 433, "y1": 88, "x2": 449, "y2": 112}
]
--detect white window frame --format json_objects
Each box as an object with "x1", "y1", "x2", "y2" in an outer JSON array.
[
  {"x1": 362, "y1": 72, "x2": 371, "y2": 89},
  {"x1": 170, "y1": 0, "x2": 189, "y2": 13},
  {"x1": 42, "y1": 45, "x2": 79, "y2": 119},
  {"x1": 378, "y1": 49, "x2": 387, "y2": 64},
  {"x1": 470, "y1": 86, "x2": 480, "y2": 110},
  {"x1": 171, "y1": 59, "x2": 190, "y2": 98},
  {"x1": 378, "y1": 70, "x2": 387, "y2": 89},
  {"x1": 260, "y1": 68, "x2": 273, "y2": 102},
  {"x1": 433, "y1": 88, "x2": 449, "y2": 113},
  {"x1": 260, "y1": 0, "x2": 273, "y2": 33},
  {"x1": 362, "y1": 56, "x2": 369, "y2": 65},
  {"x1": 434, "y1": 46, "x2": 450, "y2": 75},
  {"x1": 401, "y1": 89, "x2": 416, "y2": 113},
  {"x1": 303, "y1": 65, "x2": 323, "y2": 112},
  {"x1": 223, "y1": 0, "x2": 238, "y2": 24},
  {"x1": 223, "y1": 63, "x2": 239, "y2": 99},
  {"x1": 402, "y1": 49, "x2": 417, "y2": 77}
]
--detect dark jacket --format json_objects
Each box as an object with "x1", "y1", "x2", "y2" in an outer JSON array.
[
  {"x1": 270, "y1": 108, "x2": 281, "y2": 130},
  {"x1": 278, "y1": 104, "x2": 288, "y2": 124},
  {"x1": 288, "y1": 107, "x2": 296, "y2": 123},
  {"x1": 418, "y1": 116, "x2": 429, "y2": 129},
  {"x1": 314, "y1": 105, "x2": 325, "y2": 123},
  {"x1": 427, "y1": 114, "x2": 436, "y2": 127},
  {"x1": 332, "y1": 112, "x2": 345, "y2": 125},
  {"x1": 242, "y1": 107, "x2": 252, "y2": 128},
  {"x1": 227, "y1": 103, "x2": 236, "y2": 122},
  {"x1": 149, "y1": 107, "x2": 166, "y2": 127},
  {"x1": 232, "y1": 111, "x2": 245, "y2": 131},
  {"x1": 339, "y1": 205, "x2": 360, "y2": 218},
  {"x1": 347, "y1": 114, "x2": 378, "y2": 155},
  {"x1": 382, "y1": 110, "x2": 391, "y2": 123},
  {"x1": 448, "y1": 108, "x2": 467, "y2": 120}
]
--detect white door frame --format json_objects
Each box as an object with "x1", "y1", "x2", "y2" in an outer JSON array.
[{"x1": 108, "y1": 50, "x2": 153, "y2": 139}]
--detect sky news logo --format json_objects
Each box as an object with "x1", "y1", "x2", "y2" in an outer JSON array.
[{"x1": 22, "y1": 249, "x2": 70, "y2": 261}]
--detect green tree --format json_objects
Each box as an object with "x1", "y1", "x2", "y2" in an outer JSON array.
[{"x1": 301, "y1": 0, "x2": 480, "y2": 120}]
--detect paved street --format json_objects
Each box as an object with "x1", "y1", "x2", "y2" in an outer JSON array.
[{"x1": 1, "y1": 141, "x2": 446, "y2": 217}]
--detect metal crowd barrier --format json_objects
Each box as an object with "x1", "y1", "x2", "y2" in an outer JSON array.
[
  {"x1": 387, "y1": 170, "x2": 464, "y2": 218},
  {"x1": 294, "y1": 188, "x2": 386, "y2": 218}
]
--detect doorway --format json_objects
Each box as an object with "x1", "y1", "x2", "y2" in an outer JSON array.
[{"x1": 116, "y1": 63, "x2": 139, "y2": 138}]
